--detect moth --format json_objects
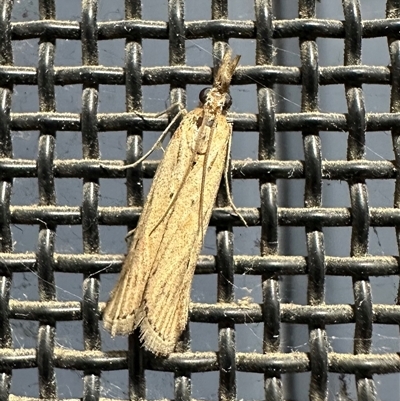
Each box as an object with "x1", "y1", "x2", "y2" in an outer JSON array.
[{"x1": 103, "y1": 49, "x2": 240, "y2": 355}]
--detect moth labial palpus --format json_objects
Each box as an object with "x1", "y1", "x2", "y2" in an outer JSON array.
[{"x1": 103, "y1": 49, "x2": 241, "y2": 355}]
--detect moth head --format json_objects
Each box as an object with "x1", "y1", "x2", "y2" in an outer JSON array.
[{"x1": 198, "y1": 87, "x2": 232, "y2": 111}]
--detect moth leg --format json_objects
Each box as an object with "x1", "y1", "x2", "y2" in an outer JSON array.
[
  {"x1": 115, "y1": 106, "x2": 187, "y2": 171},
  {"x1": 124, "y1": 228, "x2": 136, "y2": 242},
  {"x1": 197, "y1": 117, "x2": 218, "y2": 234},
  {"x1": 154, "y1": 101, "x2": 185, "y2": 118},
  {"x1": 223, "y1": 127, "x2": 248, "y2": 227}
]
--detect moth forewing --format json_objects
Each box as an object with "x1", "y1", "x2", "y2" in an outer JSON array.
[
  {"x1": 103, "y1": 50, "x2": 240, "y2": 355},
  {"x1": 138, "y1": 113, "x2": 233, "y2": 354}
]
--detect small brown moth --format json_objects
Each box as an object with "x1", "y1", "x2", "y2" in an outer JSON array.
[{"x1": 103, "y1": 49, "x2": 240, "y2": 355}]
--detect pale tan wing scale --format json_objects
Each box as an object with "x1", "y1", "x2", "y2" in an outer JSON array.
[
  {"x1": 103, "y1": 110, "x2": 202, "y2": 335},
  {"x1": 104, "y1": 111, "x2": 231, "y2": 350},
  {"x1": 139, "y1": 114, "x2": 232, "y2": 354}
]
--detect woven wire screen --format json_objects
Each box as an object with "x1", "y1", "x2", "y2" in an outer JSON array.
[{"x1": 1, "y1": 0, "x2": 400, "y2": 400}]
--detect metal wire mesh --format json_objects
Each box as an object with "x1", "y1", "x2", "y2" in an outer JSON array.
[{"x1": 1, "y1": 0, "x2": 400, "y2": 400}]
